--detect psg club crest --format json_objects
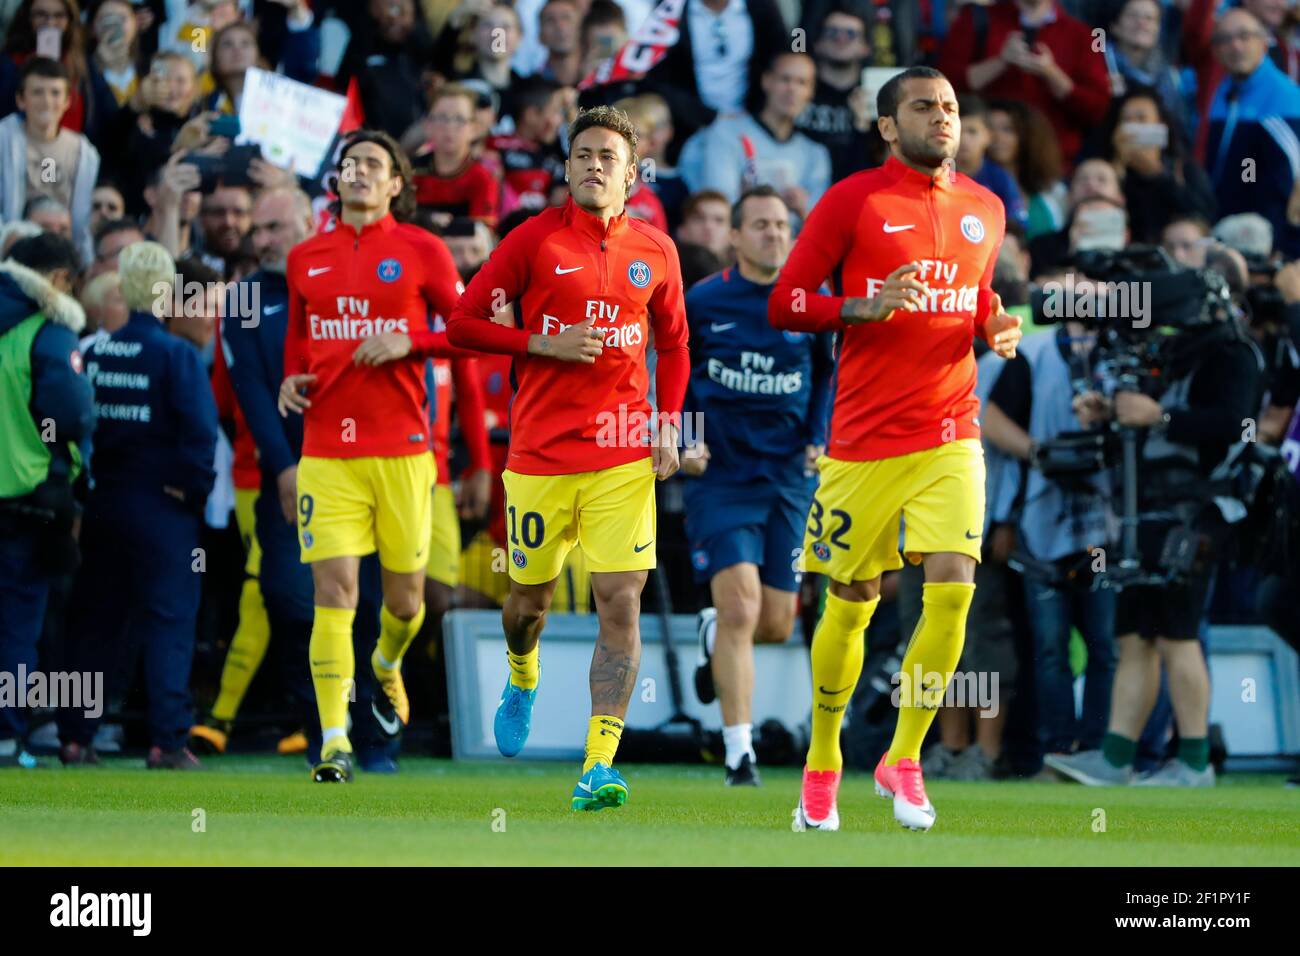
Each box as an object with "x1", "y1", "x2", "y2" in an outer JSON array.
[
  {"x1": 301, "y1": 531, "x2": 314, "y2": 549},
  {"x1": 960, "y1": 215, "x2": 985, "y2": 244},
  {"x1": 628, "y1": 260, "x2": 651, "y2": 288},
  {"x1": 812, "y1": 541, "x2": 831, "y2": 561},
  {"x1": 691, "y1": 549, "x2": 709, "y2": 571},
  {"x1": 783, "y1": 330, "x2": 806, "y2": 343},
  {"x1": 377, "y1": 258, "x2": 403, "y2": 282},
  {"x1": 512, "y1": 548, "x2": 527, "y2": 568}
]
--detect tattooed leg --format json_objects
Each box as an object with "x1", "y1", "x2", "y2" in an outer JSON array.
[{"x1": 588, "y1": 571, "x2": 647, "y2": 719}]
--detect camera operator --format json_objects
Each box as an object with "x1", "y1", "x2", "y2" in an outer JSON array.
[
  {"x1": 982, "y1": 312, "x2": 1117, "y2": 769},
  {"x1": 1254, "y1": 259, "x2": 1300, "y2": 656},
  {"x1": 1048, "y1": 258, "x2": 1263, "y2": 788}
]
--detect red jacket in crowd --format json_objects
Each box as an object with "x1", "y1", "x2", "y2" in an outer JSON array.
[{"x1": 939, "y1": 0, "x2": 1110, "y2": 165}]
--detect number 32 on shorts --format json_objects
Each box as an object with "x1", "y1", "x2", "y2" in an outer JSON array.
[
  {"x1": 508, "y1": 506, "x2": 545, "y2": 548},
  {"x1": 807, "y1": 498, "x2": 851, "y2": 549}
]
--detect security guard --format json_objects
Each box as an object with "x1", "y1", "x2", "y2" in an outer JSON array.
[
  {"x1": 0, "y1": 235, "x2": 94, "y2": 768},
  {"x1": 58, "y1": 241, "x2": 219, "y2": 768}
]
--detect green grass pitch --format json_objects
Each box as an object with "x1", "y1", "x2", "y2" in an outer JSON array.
[{"x1": 2, "y1": 757, "x2": 1296, "y2": 866}]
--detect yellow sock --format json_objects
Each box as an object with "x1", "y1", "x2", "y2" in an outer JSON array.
[
  {"x1": 211, "y1": 577, "x2": 271, "y2": 722},
  {"x1": 888, "y1": 582, "x2": 975, "y2": 764},
  {"x1": 311, "y1": 606, "x2": 355, "y2": 756},
  {"x1": 807, "y1": 593, "x2": 878, "y2": 772},
  {"x1": 507, "y1": 645, "x2": 540, "y2": 690},
  {"x1": 375, "y1": 603, "x2": 426, "y2": 672},
  {"x1": 583, "y1": 715, "x2": 624, "y2": 773}
]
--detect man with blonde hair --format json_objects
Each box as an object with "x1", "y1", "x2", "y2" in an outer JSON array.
[
  {"x1": 58, "y1": 241, "x2": 219, "y2": 769},
  {"x1": 77, "y1": 269, "x2": 129, "y2": 354}
]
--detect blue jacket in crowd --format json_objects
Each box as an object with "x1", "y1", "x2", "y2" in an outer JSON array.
[{"x1": 1205, "y1": 55, "x2": 1300, "y2": 257}]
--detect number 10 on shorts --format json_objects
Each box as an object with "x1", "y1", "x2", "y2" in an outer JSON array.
[{"x1": 508, "y1": 506, "x2": 545, "y2": 549}]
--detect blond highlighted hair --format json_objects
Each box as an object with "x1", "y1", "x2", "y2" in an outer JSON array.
[{"x1": 119, "y1": 241, "x2": 175, "y2": 313}]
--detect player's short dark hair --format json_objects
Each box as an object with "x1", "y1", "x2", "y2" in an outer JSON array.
[
  {"x1": 8, "y1": 233, "x2": 81, "y2": 277},
  {"x1": 567, "y1": 105, "x2": 639, "y2": 197},
  {"x1": 19, "y1": 56, "x2": 69, "y2": 90},
  {"x1": 731, "y1": 185, "x2": 788, "y2": 229},
  {"x1": 334, "y1": 128, "x2": 417, "y2": 223},
  {"x1": 877, "y1": 65, "x2": 947, "y2": 121}
]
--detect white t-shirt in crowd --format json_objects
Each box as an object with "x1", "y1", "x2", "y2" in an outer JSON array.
[{"x1": 688, "y1": 0, "x2": 753, "y2": 115}]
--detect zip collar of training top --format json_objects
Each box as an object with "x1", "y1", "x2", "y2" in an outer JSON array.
[
  {"x1": 880, "y1": 154, "x2": 956, "y2": 192},
  {"x1": 332, "y1": 212, "x2": 399, "y2": 240},
  {"x1": 563, "y1": 196, "x2": 630, "y2": 244}
]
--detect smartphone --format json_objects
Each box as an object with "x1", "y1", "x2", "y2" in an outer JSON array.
[
  {"x1": 209, "y1": 115, "x2": 241, "y2": 139},
  {"x1": 183, "y1": 145, "x2": 261, "y2": 192},
  {"x1": 1121, "y1": 122, "x2": 1169, "y2": 149},
  {"x1": 36, "y1": 26, "x2": 61, "y2": 60}
]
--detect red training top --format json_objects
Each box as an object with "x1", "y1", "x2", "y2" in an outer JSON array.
[
  {"x1": 447, "y1": 197, "x2": 690, "y2": 476},
  {"x1": 769, "y1": 156, "x2": 1005, "y2": 461},
  {"x1": 937, "y1": 0, "x2": 1108, "y2": 168},
  {"x1": 284, "y1": 214, "x2": 470, "y2": 459}
]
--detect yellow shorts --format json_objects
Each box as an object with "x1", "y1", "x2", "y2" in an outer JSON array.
[
  {"x1": 233, "y1": 487, "x2": 261, "y2": 578},
  {"x1": 296, "y1": 452, "x2": 436, "y2": 573},
  {"x1": 459, "y1": 530, "x2": 593, "y2": 613},
  {"x1": 501, "y1": 458, "x2": 656, "y2": 585},
  {"x1": 802, "y1": 440, "x2": 985, "y2": 584},
  {"x1": 426, "y1": 483, "x2": 462, "y2": 587}
]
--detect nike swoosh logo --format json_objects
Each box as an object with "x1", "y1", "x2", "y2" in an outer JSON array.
[
  {"x1": 577, "y1": 780, "x2": 593, "y2": 793},
  {"x1": 882, "y1": 223, "x2": 915, "y2": 233},
  {"x1": 264, "y1": 304, "x2": 284, "y2": 314},
  {"x1": 710, "y1": 322, "x2": 736, "y2": 332},
  {"x1": 555, "y1": 265, "x2": 583, "y2": 275},
  {"x1": 633, "y1": 541, "x2": 653, "y2": 553},
  {"x1": 965, "y1": 530, "x2": 981, "y2": 540},
  {"x1": 371, "y1": 701, "x2": 402, "y2": 737},
  {"x1": 308, "y1": 266, "x2": 332, "y2": 276},
  {"x1": 819, "y1": 684, "x2": 854, "y2": 696}
]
